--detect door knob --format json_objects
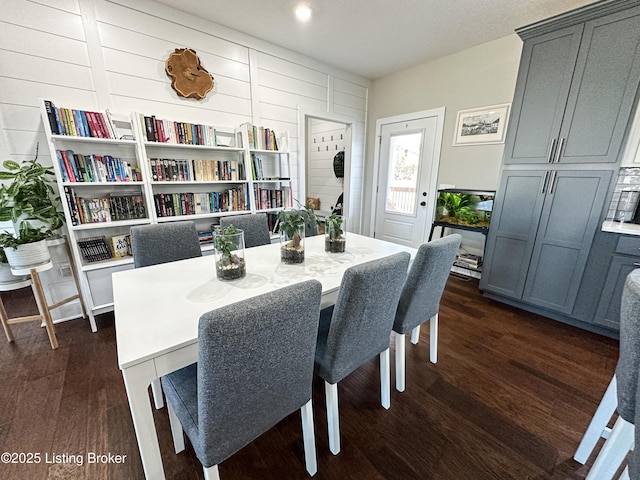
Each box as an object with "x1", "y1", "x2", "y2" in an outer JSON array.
[{"x1": 420, "y1": 201, "x2": 426, "y2": 206}]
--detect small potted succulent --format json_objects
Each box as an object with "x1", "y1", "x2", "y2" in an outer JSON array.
[
  {"x1": 325, "y1": 213, "x2": 346, "y2": 253},
  {"x1": 278, "y1": 209, "x2": 306, "y2": 264},
  {"x1": 213, "y1": 224, "x2": 246, "y2": 280}
]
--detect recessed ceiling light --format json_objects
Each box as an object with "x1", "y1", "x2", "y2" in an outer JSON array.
[{"x1": 294, "y1": 5, "x2": 312, "y2": 22}]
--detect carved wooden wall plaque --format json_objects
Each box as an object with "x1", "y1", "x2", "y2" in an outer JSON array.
[{"x1": 165, "y1": 48, "x2": 214, "y2": 100}]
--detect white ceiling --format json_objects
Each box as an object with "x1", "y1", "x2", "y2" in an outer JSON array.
[{"x1": 154, "y1": 0, "x2": 599, "y2": 79}]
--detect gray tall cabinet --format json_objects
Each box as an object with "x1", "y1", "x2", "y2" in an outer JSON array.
[{"x1": 480, "y1": 0, "x2": 640, "y2": 333}]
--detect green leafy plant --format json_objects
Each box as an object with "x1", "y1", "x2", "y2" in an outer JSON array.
[
  {"x1": 214, "y1": 224, "x2": 240, "y2": 263},
  {"x1": 0, "y1": 146, "x2": 65, "y2": 244},
  {"x1": 325, "y1": 213, "x2": 344, "y2": 240},
  {"x1": 277, "y1": 201, "x2": 318, "y2": 248}
]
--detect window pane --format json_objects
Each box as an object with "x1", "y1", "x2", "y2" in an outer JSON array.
[{"x1": 385, "y1": 132, "x2": 422, "y2": 215}]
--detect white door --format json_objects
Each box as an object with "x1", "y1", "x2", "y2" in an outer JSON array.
[{"x1": 374, "y1": 115, "x2": 441, "y2": 248}]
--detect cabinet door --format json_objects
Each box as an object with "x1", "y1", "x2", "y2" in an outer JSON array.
[
  {"x1": 558, "y1": 8, "x2": 640, "y2": 164},
  {"x1": 503, "y1": 25, "x2": 583, "y2": 164},
  {"x1": 522, "y1": 170, "x2": 612, "y2": 314},
  {"x1": 594, "y1": 255, "x2": 640, "y2": 330},
  {"x1": 480, "y1": 171, "x2": 546, "y2": 298}
]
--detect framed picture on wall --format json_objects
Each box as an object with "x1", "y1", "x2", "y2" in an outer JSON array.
[{"x1": 453, "y1": 103, "x2": 510, "y2": 146}]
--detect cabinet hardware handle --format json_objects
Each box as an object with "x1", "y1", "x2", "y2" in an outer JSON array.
[
  {"x1": 549, "y1": 171, "x2": 558, "y2": 194},
  {"x1": 542, "y1": 171, "x2": 550, "y2": 194},
  {"x1": 554, "y1": 137, "x2": 565, "y2": 163},
  {"x1": 634, "y1": 263, "x2": 640, "y2": 267},
  {"x1": 547, "y1": 138, "x2": 556, "y2": 163}
]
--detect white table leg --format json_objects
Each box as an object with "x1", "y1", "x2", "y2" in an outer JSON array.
[{"x1": 122, "y1": 361, "x2": 166, "y2": 480}]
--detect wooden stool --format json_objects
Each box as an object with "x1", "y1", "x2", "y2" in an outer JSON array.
[{"x1": 0, "y1": 238, "x2": 88, "y2": 349}]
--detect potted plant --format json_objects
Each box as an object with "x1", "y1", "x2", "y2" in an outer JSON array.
[
  {"x1": 213, "y1": 224, "x2": 246, "y2": 280},
  {"x1": 0, "y1": 147, "x2": 65, "y2": 267},
  {"x1": 277, "y1": 204, "x2": 317, "y2": 264},
  {"x1": 325, "y1": 213, "x2": 346, "y2": 253}
]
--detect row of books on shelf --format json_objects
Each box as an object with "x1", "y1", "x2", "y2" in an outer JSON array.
[
  {"x1": 149, "y1": 158, "x2": 243, "y2": 182},
  {"x1": 44, "y1": 100, "x2": 117, "y2": 139},
  {"x1": 454, "y1": 253, "x2": 482, "y2": 270},
  {"x1": 57, "y1": 149, "x2": 141, "y2": 183},
  {"x1": 153, "y1": 187, "x2": 249, "y2": 217},
  {"x1": 65, "y1": 187, "x2": 146, "y2": 225},
  {"x1": 251, "y1": 155, "x2": 287, "y2": 181},
  {"x1": 141, "y1": 115, "x2": 231, "y2": 147},
  {"x1": 253, "y1": 185, "x2": 290, "y2": 210},
  {"x1": 77, "y1": 234, "x2": 131, "y2": 263},
  {"x1": 242, "y1": 123, "x2": 280, "y2": 151}
]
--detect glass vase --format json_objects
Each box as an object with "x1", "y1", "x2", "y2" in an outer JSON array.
[
  {"x1": 325, "y1": 215, "x2": 346, "y2": 253},
  {"x1": 214, "y1": 228, "x2": 246, "y2": 280},
  {"x1": 280, "y1": 226, "x2": 305, "y2": 264}
]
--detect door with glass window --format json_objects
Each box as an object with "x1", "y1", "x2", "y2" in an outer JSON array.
[{"x1": 374, "y1": 116, "x2": 439, "y2": 247}]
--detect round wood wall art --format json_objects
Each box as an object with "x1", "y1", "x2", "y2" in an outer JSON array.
[{"x1": 165, "y1": 48, "x2": 214, "y2": 100}]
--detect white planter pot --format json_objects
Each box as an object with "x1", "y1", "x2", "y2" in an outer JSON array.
[{"x1": 3, "y1": 240, "x2": 50, "y2": 268}]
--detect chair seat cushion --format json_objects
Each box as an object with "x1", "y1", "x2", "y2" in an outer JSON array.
[{"x1": 161, "y1": 364, "x2": 200, "y2": 450}]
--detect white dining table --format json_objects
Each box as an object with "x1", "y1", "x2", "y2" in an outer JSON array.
[{"x1": 113, "y1": 233, "x2": 416, "y2": 479}]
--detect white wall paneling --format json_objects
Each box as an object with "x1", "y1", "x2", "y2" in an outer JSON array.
[{"x1": 1, "y1": 0, "x2": 369, "y2": 323}]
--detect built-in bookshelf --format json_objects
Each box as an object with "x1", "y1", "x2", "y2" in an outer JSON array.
[{"x1": 40, "y1": 100, "x2": 292, "y2": 323}]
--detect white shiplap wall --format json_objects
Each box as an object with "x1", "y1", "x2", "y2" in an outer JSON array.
[{"x1": 0, "y1": 0, "x2": 370, "y2": 319}]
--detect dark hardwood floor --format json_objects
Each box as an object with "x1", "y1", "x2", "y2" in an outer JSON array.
[{"x1": 0, "y1": 276, "x2": 619, "y2": 480}]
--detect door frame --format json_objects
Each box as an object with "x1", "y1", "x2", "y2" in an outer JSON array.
[
  {"x1": 370, "y1": 107, "x2": 445, "y2": 239},
  {"x1": 297, "y1": 106, "x2": 359, "y2": 232}
]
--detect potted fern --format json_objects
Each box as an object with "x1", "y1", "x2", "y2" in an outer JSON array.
[
  {"x1": 0, "y1": 147, "x2": 65, "y2": 268},
  {"x1": 213, "y1": 224, "x2": 246, "y2": 280},
  {"x1": 325, "y1": 213, "x2": 346, "y2": 253}
]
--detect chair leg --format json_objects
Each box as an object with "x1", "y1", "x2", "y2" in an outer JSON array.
[
  {"x1": 395, "y1": 333, "x2": 406, "y2": 392},
  {"x1": 410, "y1": 325, "x2": 420, "y2": 344},
  {"x1": 151, "y1": 379, "x2": 165, "y2": 409},
  {"x1": 300, "y1": 399, "x2": 317, "y2": 476},
  {"x1": 325, "y1": 381, "x2": 340, "y2": 455},
  {"x1": 574, "y1": 376, "x2": 617, "y2": 464},
  {"x1": 203, "y1": 464, "x2": 221, "y2": 480},
  {"x1": 585, "y1": 415, "x2": 634, "y2": 480},
  {"x1": 380, "y1": 348, "x2": 390, "y2": 409},
  {"x1": 620, "y1": 466, "x2": 630, "y2": 480},
  {"x1": 166, "y1": 401, "x2": 185, "y2": 454},
  {"x1": 429, "y1": 313, "x2": 438, "y2": 364}
]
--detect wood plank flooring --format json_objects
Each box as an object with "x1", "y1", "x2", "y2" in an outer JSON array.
[{"x1": 0, "y1": 277, "x2": 619, "y2": 479}]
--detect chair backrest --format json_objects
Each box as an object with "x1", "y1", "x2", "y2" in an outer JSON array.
[
  {"x1": 319, "y1": 252, "x2": 411, "y2": 384},
  {"x1": 197, "y1": 280, "x2": 322, "y2": 465},
  {"x1": 393, "y1": 234, "x2": 461, "y2": 334},
  {"x1": 616, "y1": 269, "x2": 640, "y2": 422},
  {"x1": 299, "y1": 209, "x2": 319, "y2": 237},
  {"x1": 131, "y1": 221, "x2": 202, "y2": 268},
  {"x1": 219, "y1": 214, "x2": 271, "y2": 247}
]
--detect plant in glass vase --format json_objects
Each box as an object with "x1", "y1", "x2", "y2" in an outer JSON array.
[
  {"x1": 213, "y1": 224, "x2": 246, "y2": 280},
  {"x1": 325, "y1": 213, "x2": 346, "y2": 253},
  {"x1": 277, "y1": 209, "x2": 305, "y2": 264}
]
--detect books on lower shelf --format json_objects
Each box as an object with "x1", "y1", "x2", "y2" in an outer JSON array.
[
  {"x1": 77, "y1": 236, "x2": 112, "y2": 263},
  {"x1": 454, "y1": 253, "x2": 482, "y2": 270},
  {"x1": 57, "y1": 149, "x2": 141, "y2": 183},
  {"x1": 149, "y1": 158, "x2": 243, "y2": 181},
  {"x1": 44, "y1": 100, "x2": 117, "y2": 139},
  {"x1": 64, "y1": 187, "x2": 147, "y2": 225},
  {"x1": 241, "y1": 123, "x2": 281, "y2": 150},
  {"x1": 153, "y1": 186, "x2": 249, "y2": 217},
  {"x1": 253, "y1": 185, "x2": 290, "y2": 210}
]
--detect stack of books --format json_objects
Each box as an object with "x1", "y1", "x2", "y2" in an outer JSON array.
[{"x1": 454, "y1": 253, "x2": 482, "y2": 270}]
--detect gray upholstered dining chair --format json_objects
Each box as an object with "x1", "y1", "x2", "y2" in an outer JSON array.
[
  {"x1": 393, "y1": 234, "x2": 461, "y2": 392},
  {"x1": 314, "y1": 252, "x2": 410, "y2": 455},
  {"x1": 300, "y1": 209, "x2": 319, "y2": 237},
  {"x1": 130, "y1": 221, "x2": 202, "y2": 408},
  {"x1": 575, "y1": 269, "x2": 640, "y2": 479},
  {"x1": 219, "y1": 213, "x2": 271, "y2": 247},
  {"x1": 162, "y1": 280, "x2": 323, "y2": 480},
  {"x1": 130, "y1": 221, "x2": 202, "y2": 267}
]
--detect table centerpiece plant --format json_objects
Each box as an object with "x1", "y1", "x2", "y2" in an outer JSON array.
[
  {"x1": 277, "y1": 202, "x2": 318, "y2": 264},
  {"x1": 213, "y1": 224, "x2": 246, "y2": 280},
  {"x1": 324, "y1": 213, "x2": 346, "y2": 253}
]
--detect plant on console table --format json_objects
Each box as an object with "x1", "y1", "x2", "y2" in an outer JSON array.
[
  {"x1": 0, "y1": 147, "x2": 65, "y2": 268},
  {"x1": 213, "y1": 224, "x2": 246, "y2": 281},
  {"x1": 325, "y1": 213, "x2": 346, "y2": 253}
]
